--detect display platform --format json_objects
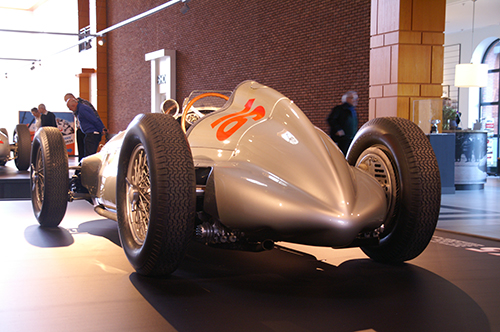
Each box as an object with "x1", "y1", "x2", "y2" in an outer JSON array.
[
  {"x1": 1, "y1": 199, "x2": 499, "y2": 332},
  {"x1": 0, "y1": 157, "x2": 79, "y2": 200},
  {"x1": 0, "y1": 160, "x2": 30, "y2": 199}
]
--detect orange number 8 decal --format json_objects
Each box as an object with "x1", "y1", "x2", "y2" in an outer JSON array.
[{"x1": 211, "y1": 99, "x2": 265, "y2": 141}]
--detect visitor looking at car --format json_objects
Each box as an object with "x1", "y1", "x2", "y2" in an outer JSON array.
[
  {"x1": 30, "y1": 107, "x2": 41, "y2": 131},
  {"x1": 64, "y1": 93, "x2": 106, "y2": 161},
  {"x1": 327, "y1": 91, "x2": 359, "y2": 155},
  {"x1": 66, "y1": 97, "x2": 105, "y2": 157},
  {"x1": 38, "y1": 103, "x2": 57, "y2": 128}
]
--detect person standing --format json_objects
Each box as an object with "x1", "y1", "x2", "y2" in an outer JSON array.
[
  {"x1": 66, "y1": 98, "x2": 105, "y2": 158},
  {"x1": 327, "y1": 91, "x2": 359, "y2": 155},
  {"x1": 64, "y1": 93, "x2": 106, "y2": 161},
  {"x1": 30, "y1": 107, "x2": 42, "y2": 131},
  {"x1": 38, "y1": 103, "x2": 58, "y2": 128}
]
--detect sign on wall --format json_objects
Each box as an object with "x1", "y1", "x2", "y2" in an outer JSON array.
[{"x1": 19, "y1": 111, "x2": 76, "y2": 156}]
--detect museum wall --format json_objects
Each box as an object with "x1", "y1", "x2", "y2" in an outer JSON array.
[{"x1": 106, "y1": 0, "x2": 371, "y2": 134}]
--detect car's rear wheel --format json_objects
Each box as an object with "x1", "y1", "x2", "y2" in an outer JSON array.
[
  {"x1": 347, "y1": 117, "x2": 441, "y2": 263},
  {"x1": 117, "y1": 113, "x2": 196, "y2": 277},
  {"x1": 14, "y1": 124, "x2": 31, "y2": 171},
  {"x1": 31, "y1": 127, "x2": 69, "y2": 227}
]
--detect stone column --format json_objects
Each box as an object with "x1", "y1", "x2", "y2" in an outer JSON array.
[{"x1": 370, "y1": 0, "x2": 446, "y2": 122}]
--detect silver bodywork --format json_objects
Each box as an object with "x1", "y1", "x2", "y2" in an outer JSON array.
[
  {"x1": 0, "y1": 132, "x2": 9, "y2": 162},
  {"x1": 83, "y1": 81, "x2": 387, "y2": 247}
]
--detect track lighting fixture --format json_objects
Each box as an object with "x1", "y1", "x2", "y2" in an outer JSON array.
[{"x1": 180, "y1": 0, "x2": 190, "y2": 14}]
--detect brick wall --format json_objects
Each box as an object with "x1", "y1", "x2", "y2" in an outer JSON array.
[{"x1": 107, "y1": 0, "x2": 371, "y2": 134}]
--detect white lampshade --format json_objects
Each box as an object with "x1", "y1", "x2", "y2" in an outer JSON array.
[{"x1": 455, "y1": 63, "x2": 488, "y2": 87}]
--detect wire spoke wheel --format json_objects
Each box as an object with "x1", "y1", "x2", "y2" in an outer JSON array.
[
  {"x1": 30, "y1": 127, "x2": 69, "y2": 227},
  {"x1": 125, "y1": 145, "x2": 151, "y2": 246},
  {"x1": 117, "y1": 113, "x2": 196, "y2": 277},
  {"x1": 32, "y1": 147, "x2": 45, "y2": 211}
]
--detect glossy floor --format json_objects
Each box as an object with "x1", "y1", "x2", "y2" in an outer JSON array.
[
  {"x1": 438, "y1": 176, "x2": 500, "y2": 240},
  {"x1": 0, "y1": 179, "x2": 499, "y2": 331}
]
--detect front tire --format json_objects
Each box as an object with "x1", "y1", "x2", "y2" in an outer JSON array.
[
  {"x1": 117, "y1": 114, "x2": 196, "y2": 277},
  {"x1": 31, "y1": 127, "x2": 69, "y2": 227},
  {"x1": 347, "y1": 117, "x2": 441, "y2": 263},
  {"x1": 14, "y1": 124, "x2": 31, "y2": 171}
]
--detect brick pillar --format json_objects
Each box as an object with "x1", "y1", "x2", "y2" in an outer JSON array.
[
  {"x1": 77, "y1": 68, "x2": 95, "y2": 101},
  {"x1": 96, "y1": 0, "x2": 108, "y2": 130},
  {"x1": 370, "y1": 0, "x2": 446, "y2": 121}
]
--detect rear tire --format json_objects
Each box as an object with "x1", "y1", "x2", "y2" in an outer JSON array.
[
  {"x1": 14, "y1": 124, "x2": 31, "y2": 171},
  {"x1": 117, "y1": 114, "x2": 196, "y2": 277},
  {"x1": 31, "y1": 127, "x2": 69, "y2": 227},
  {"x1": 347, "y1": 117, "x2": 441, "y2": 263}
]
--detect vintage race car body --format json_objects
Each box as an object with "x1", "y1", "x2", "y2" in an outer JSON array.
[
  {"x1": 83, "y1": 81, "x2": 386, "y2": 247},
  {"x1": 31, "y1": 81, "x2": 441, "y2": 277},
  {"x1": 186, "y1": 81, "x2": 386, "y2": 246},
  {"x1": 0, "y1": 130, "x2": 9, "y2": 163}
]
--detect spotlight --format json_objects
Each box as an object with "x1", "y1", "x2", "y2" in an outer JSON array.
[
  {"x1": 98, "y1": 37, "x2": 106, "y2": 46},
  {"x1": 180, "y1": 0, "x2": 190, "y2": 14},
  {"x1": 30, "y1": 62, "x2": 35, "y2": 70}
]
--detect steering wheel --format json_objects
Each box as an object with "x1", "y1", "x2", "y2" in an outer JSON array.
[{"x1": 181, "y1": 92, "x2": 229, "y2": 133}]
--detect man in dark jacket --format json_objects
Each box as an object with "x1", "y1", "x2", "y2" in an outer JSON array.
[
  {"x1": 66, "y1": 98, "x2": 105, "y2": 157},
  {"x1": 38, "y1": 103, "x2": 58, "y2": 128},
  {"x1": 327, "y1": 91, "x2": 358, "y2": 155},
  {"x1": 64, "y1": 93, "x2": 105, "y2": 161}
]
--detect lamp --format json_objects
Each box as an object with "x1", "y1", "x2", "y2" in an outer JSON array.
[
  {"x1": 455, "y1": 63, "x2": 488, "y2": 87},
  {"x1": 454, "y1": 0, "x2": 488, "y2": 88}
]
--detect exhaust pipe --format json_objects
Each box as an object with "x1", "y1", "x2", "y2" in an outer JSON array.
[{"x1": 261, "y1": 239, "x2": 275, "y2": 251}]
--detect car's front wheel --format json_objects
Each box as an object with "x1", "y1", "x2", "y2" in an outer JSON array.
[
  {"x1": 116, "y1": 113, "x2": 196, "y2": 277},
  {"x1": 31, "y1": 127, "x2": 69, "y2": 227},
  {"x1": 347, "y1": 117, "x2": 441, "y2": 263}
]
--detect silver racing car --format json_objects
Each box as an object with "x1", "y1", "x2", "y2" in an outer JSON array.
[{"x1": 30, "y1": 81, "x2": 441, "y2": 277}]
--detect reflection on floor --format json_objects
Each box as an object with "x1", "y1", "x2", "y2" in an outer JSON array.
[
  {"x1": 0, "y1": 176, "x2": 500, "y2": 331},
  {"x1": 438, "y1": 177, "x2": 500, "y2": 240}
]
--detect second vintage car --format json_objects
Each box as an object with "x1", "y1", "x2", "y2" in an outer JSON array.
[{"x1": 0, "y1": 124, "x2": 31, "y2": 171}]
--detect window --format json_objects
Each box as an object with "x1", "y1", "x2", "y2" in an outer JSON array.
[{"x1": 479, "y1": 39, "x2": 500, "y2": 170}]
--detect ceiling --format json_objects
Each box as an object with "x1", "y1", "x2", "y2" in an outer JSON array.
[
  {"x1": 445, "y1": 0, "x2": 500, "y2": 34},
  {"x1": 0, "y1": 0, "x2": 47, "y2": 11}
]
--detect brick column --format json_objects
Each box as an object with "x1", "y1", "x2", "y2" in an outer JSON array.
[
  {"x1": 96, "y1": 0, "x2": 108, "y2": 130},
  {"x1": 77, "y1": 0, "x2": 108, "y2": 131},
  {"x1": 370, "y1": 0, "x2": 446, "y2": 121}
]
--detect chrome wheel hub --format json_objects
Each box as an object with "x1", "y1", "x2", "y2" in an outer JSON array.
[
  {"x1": 125, "y1": 145, "x2": 151, "y2": 246},
  {"x1": 355, "y1": 146, "x2": 396, "y2": 214}
]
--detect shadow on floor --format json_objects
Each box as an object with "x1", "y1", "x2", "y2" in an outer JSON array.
[
  {"x1": 24, "y1": 218, "x2": 121, "y2": 248},
  {"x1": 130, "y1": 242, "x2": 490, "y2": 332}
]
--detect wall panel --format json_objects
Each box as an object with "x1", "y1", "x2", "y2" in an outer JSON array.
[{"x1": 106, "y1": 0, "x2": 371, "y2": 134}]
